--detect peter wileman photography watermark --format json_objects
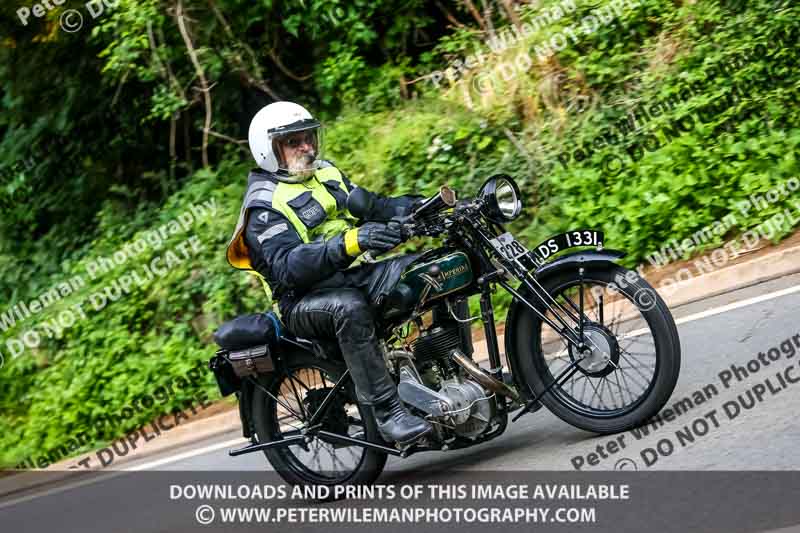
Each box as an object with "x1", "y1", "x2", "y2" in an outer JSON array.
[
  {"x1": 641, "y1": 176, "x2": 800, "y2": 296},
  {"x1": 13, "y1": 361, "x2": 210, "y2": 470},
  {"x1": 556, "y1": 30, "x2": 798, "y2": 176},
  {"x1": 421, "y1": 0, "x2": 645, "y2": 109},
  {"x1": 16, "y1": 0, "x2": 117, "y2": 33},
  {"x1": 0, "y1": 198, "x2": 218, "y2": 362},
  {"x1": 569, "y1": 331, "x2": 800, "y2": 470}
]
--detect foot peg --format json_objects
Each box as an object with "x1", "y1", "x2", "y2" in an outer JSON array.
[{"x1": 394, "y1": 425, "x2": 434, "y2": 451}]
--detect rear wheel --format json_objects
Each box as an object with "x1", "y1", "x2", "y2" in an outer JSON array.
[
  {"x1": 510, "y1": 265, "x2": 681, "y2": 434},
  {"x1": 251, "y1": 351, "x2": 387, "y2": 486}
]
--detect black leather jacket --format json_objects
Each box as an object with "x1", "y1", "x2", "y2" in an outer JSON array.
[{"x1": 243, "y1": 167, "x2": 422, "y2": 317}]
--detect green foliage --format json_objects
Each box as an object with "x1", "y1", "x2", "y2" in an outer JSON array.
[
  {"x1": 1, "y1": 0, "x2": 799, "y2": 469},
  {"x1": 519, "y1": 0, "x2": 800, "y2": 265}
]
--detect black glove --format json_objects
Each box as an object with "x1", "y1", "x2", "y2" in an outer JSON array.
[
  {"x1": 344, "y1": 221, "x2": 404, "y2": 257},
  {"x1": 399, "y1": 195, "x2": 426, "y2": 217}
]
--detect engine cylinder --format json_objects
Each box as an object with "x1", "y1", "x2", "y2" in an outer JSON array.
[{"x1": 412, "y1": 325, "x2": 461, "y2": 363}]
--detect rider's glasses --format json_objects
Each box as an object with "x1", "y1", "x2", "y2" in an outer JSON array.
[{"x1": 281, "y1": 131, "x2": 316, "y2": 149}]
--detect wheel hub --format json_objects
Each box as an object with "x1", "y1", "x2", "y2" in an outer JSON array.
[{"x1": 569, "y1": 323, "x2": 620, "y2": 377}]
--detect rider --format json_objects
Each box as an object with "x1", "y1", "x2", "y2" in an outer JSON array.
[{"x1": 226, "y1": 101, "x2": 434, "y2": 447}]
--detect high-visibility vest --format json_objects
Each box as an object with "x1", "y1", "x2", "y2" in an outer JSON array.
[{"x1": 225, "y1": 164, "x2": 358, "y2": 305}]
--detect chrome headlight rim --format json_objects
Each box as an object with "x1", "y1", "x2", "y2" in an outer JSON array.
[{"x1": 479, "y1": 174, "x2": 522, "y2": 223}]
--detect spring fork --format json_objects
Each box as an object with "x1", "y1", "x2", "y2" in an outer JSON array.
[{"x1": 579, "y1": 267, "x2": 585, "y2": 346}]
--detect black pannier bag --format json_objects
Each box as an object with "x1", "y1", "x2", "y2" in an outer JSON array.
[
  {"x1": 209, "y1": 312, "x2": 282, "y2": 395},
  {"x1": 213, "y1": 311, "x2": 282, "y2": 351}
]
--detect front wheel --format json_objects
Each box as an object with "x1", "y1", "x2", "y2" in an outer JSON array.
[{"x1": 509, "y1": 265, "x2": 681, "y2": 434}]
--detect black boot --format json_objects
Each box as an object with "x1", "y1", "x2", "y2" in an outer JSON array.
[
  {"x1": 341, "y1": 338, "x2": 433, "y2": 446},
  {"x1": 373, "y1": 392, "x2": 433, "y2": 446},
  {"x1": 288, "y1": 289, "x2": 432, "y2": 445}
]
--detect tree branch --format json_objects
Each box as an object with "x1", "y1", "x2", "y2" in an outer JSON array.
[
  {"x1": 169, "y1": 114, "x2": 177, "y2": 182},
  {"x1": 482, "y1": 0, "x2": 496, "y2": 38},
  {"x1": 435, "y1": 1, "x2": 465, "y2": 28},
  {"x1": 498, "y1": 0, "x2": 523, "y2": 29},
  {"x1": 208, "y1": 130, "x2": 250, "y2": 156},
  {"x1": 268, "y1": 47, "x2": 313, "y2": 82},
  {"x1": 176, "y1": 0, "x2": 211, "y2": 168},
  {"x1": 148, "y1": 20, "x2": 186, "y2": 100},
  {"x1": 461, "y1": 0, "x2": 486, "y2": 30},
  {"x1": 207, "y1": 0, "x2": 283, "y2": 98}
]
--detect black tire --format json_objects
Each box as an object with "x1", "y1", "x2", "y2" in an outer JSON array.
[
  {"x1": 509, "y1": 265, "x2": 681, "y2": 434},
  {"x1": 251, "y1": 351, "x2": 388, "y2": 487}
]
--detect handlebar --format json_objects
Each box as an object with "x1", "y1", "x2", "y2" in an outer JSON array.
[
  {"x1": 360, "y1": 186, "x2": 459, "y2": 260},
  {"x1": 410, "y1": 185, "x2": 457, "y2": 218}
]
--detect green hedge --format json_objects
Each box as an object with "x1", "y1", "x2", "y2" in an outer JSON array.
[{"x1": 1, "y1": 0, "x2": 798, "y2": 468}]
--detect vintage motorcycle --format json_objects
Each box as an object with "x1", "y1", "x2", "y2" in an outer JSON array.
[{"x1": 209, "y1": 174, "x2": 681, "y2": 486}]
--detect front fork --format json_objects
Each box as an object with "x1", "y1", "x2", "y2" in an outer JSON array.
[
  {"x1": 479, "y1": 286, "x2": 505, "y2": 384},
  {"x1": 477, "y1": 267, "x2": 589, "y2": 423}
]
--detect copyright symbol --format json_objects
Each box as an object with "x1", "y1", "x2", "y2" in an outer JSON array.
[
  {"x1": 472, "y1": 71, "x2": 497, "y2": 95},
  {"x1": 615, "y1": 458, "x2": 638, "y2": 470},
  {"x1": 60, "y1": 9, "x2": 84, "y2": 33},
  {"x1": 195, "y1": 505, "x2": 215, "y2": 525},
  {"x1": 634, "y1": 287, "x2": 657, "y2": 311},
  {"x1": 601, "y1": 153, "x2": 625, "y2": 176}
]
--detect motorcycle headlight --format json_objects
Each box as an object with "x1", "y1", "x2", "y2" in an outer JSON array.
[{"x1": 479, "y1": 175, "x2": 522, "y2": 223}]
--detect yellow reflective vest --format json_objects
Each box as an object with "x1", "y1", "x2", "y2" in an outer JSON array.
[{"x1": 226, "y1": 164, "x2": 358, "y2": 302}]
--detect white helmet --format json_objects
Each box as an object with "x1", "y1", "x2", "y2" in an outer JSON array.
[{"x1": 248, "y1": 101, "x2": 322, "y2": 183}]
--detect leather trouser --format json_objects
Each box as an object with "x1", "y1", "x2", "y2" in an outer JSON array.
[{"x1": 287, "y1": 287, "x2": 394, "y2": 406}]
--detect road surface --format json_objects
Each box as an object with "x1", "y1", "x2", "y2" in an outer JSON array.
[{"x1": 3, "y1": 274, "x2": 800, "y2": 533}]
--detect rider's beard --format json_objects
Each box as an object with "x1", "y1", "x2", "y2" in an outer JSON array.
[{"x1": 286, "y1": 150, "x2": 317, "y2": 177}]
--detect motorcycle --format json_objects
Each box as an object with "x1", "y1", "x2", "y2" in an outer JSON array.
[{"x1": 209, "y1": 174, "x2": 681, "y2": 486}]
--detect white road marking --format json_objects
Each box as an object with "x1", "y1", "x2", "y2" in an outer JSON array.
[
  {"x1": 2, "y1": 282, "x2": 798, "y2": 510},
  {"x1": 671, "y1": 283, "x2": 800, "y2": 325},
  {"x1": 0, "y1": 437, "x2": 247, "y2": 511},
  {"x1": 620, "y1": 283, "x2": 800, "y2": 339},
  {"x1": 126, "y1": 437, "x2": 247, "y2": 471}
]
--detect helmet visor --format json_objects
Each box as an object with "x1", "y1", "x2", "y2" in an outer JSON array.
[{"x1": 270, "y1": 119, "x2": 323, "y2": 177}]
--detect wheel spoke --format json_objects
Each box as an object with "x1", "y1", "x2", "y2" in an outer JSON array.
[
  {"x1": 615, "y1": 364, "x2": 637, "y2": 404},
  {"x1": 619, "y1": 351, "x2": 654, "y2": 382},
  {"x1": 616, "y1": 356, "x2": 652, "y2": 393},
  {"x1": 286, "y1": 374, "x2": 309, "y2": 420},
  {"x1": 266, "y1": 364, "x2": 365, "y2": 482},
  {"x1": 611, "y1": 371, "x2": 626, "y2": 407},
  {"x1": 578, "y1": 375, "x2": 589, "y2": 405},
  {"x1": 586, "y1": 377, "x2": 611, "y2": 410}
]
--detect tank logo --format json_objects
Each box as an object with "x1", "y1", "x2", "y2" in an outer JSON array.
[{"x1": 441, "y1": 264, "x2": 468, "y2": 281}]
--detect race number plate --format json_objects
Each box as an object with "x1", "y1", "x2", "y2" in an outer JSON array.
[
  {"x1": 489, "y1": 232, "x2": 529, "y2": 261},
  {"x1": 489, "y1": 229, "x2": 604, "y2": 271}
]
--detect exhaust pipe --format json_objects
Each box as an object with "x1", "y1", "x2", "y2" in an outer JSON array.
[{"x1": 450, "y1": 350, "x2": 521, "y2": 403}]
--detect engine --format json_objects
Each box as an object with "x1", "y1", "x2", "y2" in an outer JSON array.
[
  {"x1": 394, "y1": 353, "x2": 496, "y2": 439},
  {"x1": 391, "y1": 321, "x2": 498, "y2": 440}
]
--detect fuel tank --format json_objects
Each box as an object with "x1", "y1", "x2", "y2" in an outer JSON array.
[{"x1": 383, "y1": 250, "x2": 474, "y2": 317}]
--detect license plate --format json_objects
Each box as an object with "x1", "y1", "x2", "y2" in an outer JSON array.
[
  {"x1": 490, "y1": 229, "x2": 604, "y2": 271},
  {"x1": 489, "y1": 232, "x2": 529, "y2": 261}
]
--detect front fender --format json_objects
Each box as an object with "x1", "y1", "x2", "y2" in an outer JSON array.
[
  {"x1": 533, "y1": 249, "x2": 626, "y2": 280},
  {"x1": 503, "y1": 249, "x2": 626, "y2": 400}
]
